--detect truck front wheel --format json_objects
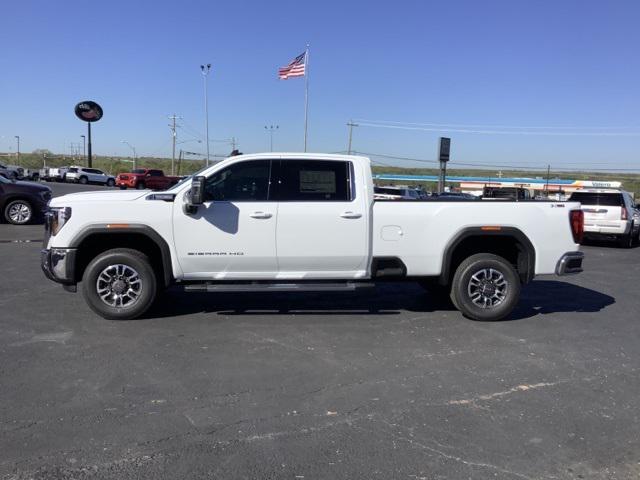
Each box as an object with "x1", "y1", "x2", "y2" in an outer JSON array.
[
  {"x1": 81, "y1": 248, "x2": 157, "y2": 320},
  {"x1": 450, "y1": 253, "x2": 520, "y2": 321}
]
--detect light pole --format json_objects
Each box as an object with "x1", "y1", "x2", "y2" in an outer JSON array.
[
  {"x1": 80, "y1": 135, "x2": 86, "y2": 164},
  {"x1": 200, "y1": 63, "x2": 211, "y2": 167},
  {"x1": 14, "y1": 136, "x2": 20, "y2": 164},
  {"x1": 264, "y1": 125, "x2": 279, "y2": 152},
  {"x1": 121, "y1": 140, "x2": 137, "y2": 170}
]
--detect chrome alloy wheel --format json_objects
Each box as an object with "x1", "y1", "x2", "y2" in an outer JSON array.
[
  {"x1": 467, "y1": 268, "x2": 508, "y2": 308},
  {"x1": 96, "y1": 264, "x2": 142, "y2": 308},
  {"x1": 8, "y1": 202, "x2": 31, "y2": 224}
]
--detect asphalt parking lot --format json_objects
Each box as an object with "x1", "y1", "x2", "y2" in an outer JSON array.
[{"x1": 1, "y1": 183, "x2": 639, "y2": 479}]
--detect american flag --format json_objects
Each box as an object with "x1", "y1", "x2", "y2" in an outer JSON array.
[{"x1": 278, "y1": 52, "x2": 306, "y2": 79}]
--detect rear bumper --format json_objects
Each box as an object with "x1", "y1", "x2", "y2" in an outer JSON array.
[
  {"x1": 41, "y1": 248, "x2": 77, "y2": 285},
  {"x1": 555, "y1": 251, "x2": 584, "y2": 276},
  {"x1": 583, "y1": 222, "x2": 630, "y2": 235}
]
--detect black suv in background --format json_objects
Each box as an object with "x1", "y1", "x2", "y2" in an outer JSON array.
[{"x1": 0, "y1": 175, "x2": 52, "y2": 225}]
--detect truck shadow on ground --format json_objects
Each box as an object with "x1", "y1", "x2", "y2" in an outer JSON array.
[{"x1": 148, "y1": 280, "x2": 614, "y2": 322}]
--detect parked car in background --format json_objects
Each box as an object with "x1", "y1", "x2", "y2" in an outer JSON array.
[
  {"x1": 374, "y1": 186, "x2": 421, "y2": 200},
  {"x1": 65, "y1": 167, "x2": 115, "y2": 186},
  {"x1": 43, "y1": 166, "x2": 70, "y2": 182},
  {"x1": 568, "y1": 189, "x2": 640, "y2": 247},
  {"x1": 0, "y1": 162, "x2": 24, "y2": 180},
  {"x1": 431, "y1": 192, "x2": 480, "y2": 201},
  {"x1": 0, "y1": 174, "x2": 51, "y2": 224},
  {"x1": 482, "y1": 186, "x2": 532, "y2": 201},
  {"x1": 116, "y1": 169, "x2": 181, "y2": 190}
]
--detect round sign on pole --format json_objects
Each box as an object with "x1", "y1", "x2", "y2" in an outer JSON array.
[{"x1": 74, "y1": 101, "x2": 103, "y2": 122}]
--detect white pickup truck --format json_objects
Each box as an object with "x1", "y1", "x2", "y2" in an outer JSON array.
[{"x1": 41, "y1": 153, "x2": 585, "y2": 321}]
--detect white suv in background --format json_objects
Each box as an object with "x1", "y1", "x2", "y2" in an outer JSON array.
[
  {"x1": 568, "y1": 189, "x2": 640, "y2": 247},
  {"x1": 65, "y1": 167, "x2": 115, "y2": 186}
]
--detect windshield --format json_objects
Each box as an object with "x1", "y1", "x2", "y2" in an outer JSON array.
[
  {"x1": 568, "y1": 192, "x2": 624, "y2": 207},
  {"x1": 168, "y1": 165, "x2": 211, "y2": 190},
  {"x1": 132, "y1": 169, "x2": 146, "y2": 174}
]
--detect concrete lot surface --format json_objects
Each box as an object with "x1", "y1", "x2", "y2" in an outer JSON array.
[{"x1": 1, "y1": 183, "x2": 639, "y2": 479}]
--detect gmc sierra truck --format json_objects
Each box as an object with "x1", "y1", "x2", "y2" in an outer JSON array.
[{"x1": 41, "y1": 153, "x2": 585, "y2": 321}]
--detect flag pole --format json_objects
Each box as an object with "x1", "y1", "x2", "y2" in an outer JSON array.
[{"x1": 303, "y1": 44, "x2": 310, "y2": 152}]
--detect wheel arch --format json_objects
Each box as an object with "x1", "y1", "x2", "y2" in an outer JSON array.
[
  {"x1": 440, "y1": 227, "x2": 536, "y2": 285},
  {"x1": 70, "y1": 225, "x2": 173, "y2": 287}
]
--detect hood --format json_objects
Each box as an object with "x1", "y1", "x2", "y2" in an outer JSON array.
[
  {"x1": 5, "y1": 180, "x2": 51, "y2": 193},
  {"x1": 50, "y1": 189, "x2": 149, "y2": 207}
]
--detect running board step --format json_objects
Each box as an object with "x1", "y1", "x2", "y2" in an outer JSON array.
[{"x1": 183, "y1": 282, "x2": 375, "y2": 293}]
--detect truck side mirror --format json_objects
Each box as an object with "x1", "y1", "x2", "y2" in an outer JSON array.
[
  {"x1": 184, "y1": 176, "x2": 206, "y2": 215},
  {"x1": 191, "y1": 176, "x2": 205, "y2": 205}
]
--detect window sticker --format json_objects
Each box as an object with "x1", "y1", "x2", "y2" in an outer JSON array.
[{"x1": 299, "y1": 170, "x2": 336, "y2": 194}]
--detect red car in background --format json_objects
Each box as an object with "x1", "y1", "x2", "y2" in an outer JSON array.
[{"x1": 116, "y1": 169, "x2": 181, "y2": 190}]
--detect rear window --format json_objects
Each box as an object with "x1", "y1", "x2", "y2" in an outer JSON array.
[
  {"x1": 132, "y1": 169, "x2": 146, "y2": 174},
  {"x1": 568, "y1": 192, "x2": 624, "y2": 207},
  {"x1": 278, "y1": 160, "x2": 351, "y2": 201},
  {"x1": 68, "y1": 168, "x2": 78, "y2": 173}
]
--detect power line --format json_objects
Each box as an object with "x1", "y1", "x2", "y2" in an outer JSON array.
[
  {"x1": 354, "y1": 118, "x2": 640, "y2": 131},
  {"x1": 355, "y1": 121, "x2": 640, "y2": 137}
]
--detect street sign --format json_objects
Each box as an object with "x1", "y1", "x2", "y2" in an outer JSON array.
[
  {"x1": 439, "y1": 137, "x2": 451, "y2": 163},
  {"x1": 74, "y1": 101, "x2": 103, "y2": 122}
]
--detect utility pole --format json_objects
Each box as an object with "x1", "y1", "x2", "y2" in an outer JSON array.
[
  {"x1": 347, "y1": 120, "x2": 358, "y2": 155},
  {"x1": 168, "y1": 114, "x2": 181, "y2": 175},
  {"x1": 121, "y1": 140, "x2": 137, "y2": 170},
  {"x1": 231, "y1": 137, "x2": 237, "y2": 151},
  {"x1": 200, "y1": 64, "x2": 212, "y2": 166},
  {"x1": 14, "y1": 136, "x2": 20, "y2": 164}
]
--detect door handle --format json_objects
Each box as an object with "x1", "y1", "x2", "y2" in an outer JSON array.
[
  {"x1": 340, "y1": 211, "x2": 362, "y2": 219},
  {"x1": 249, "y1": 211, "x2": 272, "y2": 219}
]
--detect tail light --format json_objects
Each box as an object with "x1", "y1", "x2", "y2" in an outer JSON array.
[
  {"x1": 570, "y1": 209, "x2": 584, "y2": 244},
  {"x1": 621, "y1": 208, "x2": 628, "y2": 220}
]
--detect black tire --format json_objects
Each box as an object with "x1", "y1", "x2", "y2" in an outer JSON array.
[
  {"x1": 119, "y1": 185, "x2": 127, "y2": 190},
  {"x1": 4, "y1": 199, "x2": 33, "y2": 225},
  {"x1": 618, "y1": 231, "x2": 634, "y2": 248},
  {"x1": 450, "y1": 253, "x2": 521, "y2": 321},
  {"x1": 79, "y1": 176, "x2": 88, "y2": 185},
  {"x1": 106, "y1": 178, "x2": 115, "y2": 187},
  {"x1": 136, "y1": 182, "x2": 146, "y2": 190},
  {"x1": 81, "y1": 248, "x2": 158, "y2": 320}
]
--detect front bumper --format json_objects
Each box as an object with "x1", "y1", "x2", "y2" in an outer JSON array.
[
  {"x1": 555, "y1": 251, "x2": 584, "y2": 276},
  {"x1": 41, "y1": 248, "x2": 77, "y2": 285}
]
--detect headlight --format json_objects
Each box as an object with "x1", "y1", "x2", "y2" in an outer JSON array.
[{"x1": 48, "y1": 207, "x2": 72, "y2": 236}]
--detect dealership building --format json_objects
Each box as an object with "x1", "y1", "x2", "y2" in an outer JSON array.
[{"x1": 373, "y1": 173, "x2": 622, "y2": 197}]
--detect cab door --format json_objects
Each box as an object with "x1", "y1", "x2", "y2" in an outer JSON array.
[
  {"x1": 173, "y1": 159, "x2": 278, "y2": 279},
  {"x1": 274, "y1": 159, "x2": 368, "y2": 278}
]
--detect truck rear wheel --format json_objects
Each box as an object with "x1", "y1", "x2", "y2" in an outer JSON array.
[
  {"x1": 136, "y1": 182, "x2": 146, "y2": 190},
  {"x1": 450, "y1": 253, "x2": 520, "y2": 321},
  {"x1": 81, "y1": 248, "x2": 157, "y2": 320}
]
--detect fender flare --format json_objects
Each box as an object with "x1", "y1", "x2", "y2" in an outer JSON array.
[
  {"x1": 440, "y1": 227, "x2": 536, "y2": 284},
  {"x1": 69, "y1": 224, "x2": 173, "y2": 286}
]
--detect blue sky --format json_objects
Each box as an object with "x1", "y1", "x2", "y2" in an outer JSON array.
[{"x1": 1, "y1": 0, "x2": 639, "y2": 171}]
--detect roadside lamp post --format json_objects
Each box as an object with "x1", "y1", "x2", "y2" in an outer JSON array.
[
  {"x1": 80, "y1": 135, "x2": 86, "y2": 163},
  {"x1": 200, "y1": 63, "x2": 211, "y2": 167},
  {"x1": 121, "y1": 140, "x2": 137, "y2": 170},
  {"x1": 264, "y1": 125, "x2": 279, "y2": 152}
]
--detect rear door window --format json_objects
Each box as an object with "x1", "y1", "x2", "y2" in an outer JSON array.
[
  {"x1": 568, "y1": 192, "x2": 624, "y2": 206},
  {"x1": 277, "y1": 160, "x2": 352, "y2": 201}
]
